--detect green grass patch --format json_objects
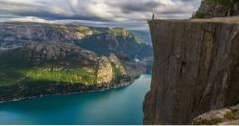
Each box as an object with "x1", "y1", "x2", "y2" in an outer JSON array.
[
  {"x1": 0, "y1": 52, "x2": 98, "y2": 86},
  {"x1": 21, "y1": 68, "x2": 96, "y2": 85},
  {"x1": 111, "y1": 63, "x2": 121, "y2": 79},
  {"x1": 0, "y1": 65, "x2": 97, "y2": 87}
]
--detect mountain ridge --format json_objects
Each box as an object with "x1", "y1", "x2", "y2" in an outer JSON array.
[{"x1": 0, "y1": 22, "x2": 153, "y2": 102}]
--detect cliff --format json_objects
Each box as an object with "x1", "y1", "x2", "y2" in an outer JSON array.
[
  {"x1": 144, "y1": 17, "x2": 239, "y2": 124},
  {"x1": 96, "y1": 56, "x2": 113, "y2": 84}
]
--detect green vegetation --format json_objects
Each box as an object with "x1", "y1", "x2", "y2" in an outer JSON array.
[
  {"x1": 194, "y1": 12, "x2": 206, "y2": 18},
  {"x1": 111, "y1": 63, "x2": 121, "y2": 79},
  {"x1": 108, "y1": 28, "x2": 142, "y2": 45},
  {"x1": 76, "y1": 26, "x2": 90, "y2": 32},
  {"x1": 57, "y1": 25, "x2": 69, "y2": 33},
  {"x1": 0, "y1": 66, "x2": 97, "y2": 87},
  {"x1": 0, "y1": 23, "x2": 141, "y2": 88},
  {"x1": 0, "y1": 53, "x2": 26, "y2": 86},
  {"x1": 195, "y1": 0, "x2": 239, "y2": 18},
  {"x1": 75, "y1": 26, "x2": 93, "y2": 35},
  {"x1": 208, "y1": 0, "x2": 237, "y2": 7},
  {"x1": 21, "y1": 68, "x2": 96, "y2": 85},
  {"x1": 108, "y1": 28, "x2": 131, "y2": 37},
  {"x1": 0, "y1": 54, "x2": 97, "y2": 86},
  {"x1": 0, "y1": 70, "x2": 25, "y2": 86}
]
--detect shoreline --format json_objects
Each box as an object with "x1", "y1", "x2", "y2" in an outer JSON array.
[{"x1": 0, "y1": 76, "x2": 138, "y2": 104}]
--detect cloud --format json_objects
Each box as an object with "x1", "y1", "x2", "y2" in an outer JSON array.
[
  {"x1": 0, "y1": 0, "x2": 202, "y2": 30},
  {"x1": 0, "y1": 0, "x2": 202, "y2": 21}
]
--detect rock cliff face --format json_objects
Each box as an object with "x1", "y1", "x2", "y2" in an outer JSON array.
[
  {"x1": 109, "y1": 54, "x2": 127, "y2": 76},
  {"x1": 96, "y1": 56, "x2": 113, "y2": 84},
  {"x1": 144, "y1": 17, "x2": 239, "y2": 124}
]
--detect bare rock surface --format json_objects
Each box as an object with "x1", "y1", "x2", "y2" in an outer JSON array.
[
  {"x1": 109, "y1": 53, "x2": 127, "y2": 76},
  {"x1": 193, "y1": 104, "x2": 239, "y2": 125},
  {"x1": 144, "y1": 17, "x2": 239, "y2": 124},
  {"x1": 96, "y1": 56, "x2": 113, "y2": 84}
]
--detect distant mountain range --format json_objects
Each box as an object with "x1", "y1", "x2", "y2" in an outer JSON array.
[
  {"x1": 0, "y1": 22, "x2": 153, "y2": 102},
  {"x1": 130, "y1": 30, "x2": 152, "y2": 46},
  {"x1": 0, "y1": 22, "x2": 152, "y2": 59}
]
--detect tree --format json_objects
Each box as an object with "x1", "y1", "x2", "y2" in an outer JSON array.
[
  {"x1": 208, "y1": 0, "x2": 238, "y2": 7},
  {"x1": 208, "y1": 0, "x2": 239, "y2": 15}
]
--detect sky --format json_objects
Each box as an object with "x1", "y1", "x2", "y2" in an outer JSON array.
[{"x1": 0, "y1": 0, "x2": 202, "y2": 30}]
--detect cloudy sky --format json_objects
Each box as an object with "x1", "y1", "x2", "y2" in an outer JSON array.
[{"x1": 0, "y1": 0, "x2": 202, "y2": 30}]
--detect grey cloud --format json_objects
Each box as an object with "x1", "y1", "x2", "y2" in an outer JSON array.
[
  {"x1": 0, "y1": 0, "x2": 103, "y2": 21},
  {"x1": 0, "y1": 0, "x2": 202, "y2": 23},
  {"x1": 108, "y1": 1, "x2": 165, "y2": 14}
]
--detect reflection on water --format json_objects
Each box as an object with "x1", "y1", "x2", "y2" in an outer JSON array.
[{"x1": 0, "y1": 74, "x2": 151, "y2": 125}]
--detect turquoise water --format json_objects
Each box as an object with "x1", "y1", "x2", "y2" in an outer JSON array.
[{"x1": 0, "y1": 75, "x2": 151, "y2": 125}]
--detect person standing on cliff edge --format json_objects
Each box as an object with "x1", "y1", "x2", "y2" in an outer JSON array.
[
  {"x1": 152, "y1": 8, "x2": 155, "y2": 20},
  {"x1": 152, "y1": 8, "x2": 156, "y2": 20},
  {"x1": 152, "y1": 13, "x2": 155, "y2": 20}
]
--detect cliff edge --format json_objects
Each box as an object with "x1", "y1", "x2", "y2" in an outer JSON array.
[{"x1": 144, "y1": 17, "x2": 239, "y2": 124}]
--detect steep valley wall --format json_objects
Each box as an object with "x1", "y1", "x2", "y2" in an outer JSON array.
[{"x1": 144, "y1": 17, "x2": 239, "y2": 124}]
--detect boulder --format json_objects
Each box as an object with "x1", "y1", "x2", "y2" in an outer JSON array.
[{"x1": 193, "y1": 104, "x2": 239, "y2": 125}]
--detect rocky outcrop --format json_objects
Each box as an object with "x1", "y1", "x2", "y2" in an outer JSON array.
[
  {"x1": 144, "y1": 17, "x2": 239, "y2": 124},
  {"x1": 194, "y1": 0, "x2": 239, "y2": 18},
  {"x1": 193, "y1": 104, "x2": 239, "y2": 125},
  {"x1": 96, "y1": 56, "x2": 113, "y2": 84},
  {"x1": 109, "y1": 54, "x2": 127, "y2": 76},
  {"x1": 95, "y1": 54, "x2": 129, "y2": 84}
]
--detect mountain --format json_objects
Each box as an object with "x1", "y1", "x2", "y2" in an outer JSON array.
[
  {"x1": 0, "y1": 42, "x2": 132, "y2": 85},
  {"x1": 0, "y1": 22, "x2": 152, "y2": 58},
  {"x1": 77, "y1": 28, "x2": 153, "y2": 60},
  {"x1": 0, "y1": 42, "x2": 136, "y2": 102},
  {"x1": 0, "y1": 22, "x2": 94, "y2": 48},
  {"x1": 130, "y1": 30, "x2": 152, "y2": 46},
  {"x1": 0, "y1": 22, "x2": 153, "y2": 68},
  {"x1": 0, "y1": 22, "x2": 152, "y2": 102}
]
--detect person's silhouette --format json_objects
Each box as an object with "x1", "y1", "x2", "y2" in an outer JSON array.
[{"x1": 152, "y1": 13, "x2": 155, "y2": 20}]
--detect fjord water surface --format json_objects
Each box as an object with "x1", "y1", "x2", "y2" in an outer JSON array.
[{"x1": 0, "y1": 74, "x2": 151, "y2": 125}]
